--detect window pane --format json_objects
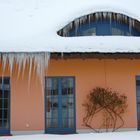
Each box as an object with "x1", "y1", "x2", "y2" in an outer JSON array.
[
  {"x1": 137, "y1": 80, "x2": 140, "y2": 86},
  {"x1": 67, "y1": 78, "x2": 74, "y2": 96},
  {"x1": 79, "y1": 27, "x2": 96, "y2": 36},
  {"x1": 0, "y1": 120, "x2": 2, "y2": 128},
  {"x1": 68, "y1": 98, "x2": 74, "y2": 118},
  {"x1": 0, "y1": 90, "x2": 2, "y2": 98},
  {"x1": 0, "y1": 78, "x2": 2, "y2": 89},
  {"x1": 3, "y1": 85, "x2": 10, "y2": 90},
  {"x1": 138, "y1": 102, "x2": 140, "y2": 127},
  {"x1": 51, "y1": 98, "x2": 58, "y2": 119},
  {"x1": 0, "y1": 109, "x2": 2, "y2": 119},
  {"x1": 68, "y1": 108, "x2": 74, "y2": 118},
  {"x1": 4, "y1": 99, "x2": 8, "y2": 109},
  {"x1": 112, "y1": 28, "x2": 124, "y2": 35},
  {"x1": 4, "y1": 90, "x2": 9, "y2": 98},
  {"x1": 62, "y1": 118, "x2": 67, "y2": 128},
  {"x1": 68, "y1": 119, "x2": 74, "y2": 128},
  {"x1": 46, "y1": 97, "x2": 51, "y2": 116},
  {"x1": 4, "y1": 119, "x2": 9, "y2": 129},
  {"x1": 68, "y1": 98, "x2": 74, "y2": 108},
  {"x1": 62, "y1": 78, "x2": 74, "y2": 96},
  {"x1": 46, "y1": 119, "x2": 51, "y2": 128},
  {"x1": 4, "y1": 78, "x2": 10, "y2": 85},
  {"x1": 4, "y1": 110, "x2": 8, "y2": 119},
  {"x1": 0, "y1": 78, "x2": 2, "y2": 84},
  {"x1": 0, "y1": 99, "x2": 2, "y2": 108},
  {"x1": 0, "y1": 84, "x2": 2, "y2": 89},
  {"x1": 46, "y1": 78, "x2": 58, "y2": 96},
  {"x1": 51, "y1": 119, "x2": 58, "y2": 128},
  {"x1": 62, "y1": 98, "x2": 68, "y2": 119},
  {"x1": 62, "y1": 78, "x2": 67, "y2": 95}
]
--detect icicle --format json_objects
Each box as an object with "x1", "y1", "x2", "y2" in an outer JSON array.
[
  {"x1": 74, "y1": 19, "x2": 79, "y2": 35},
  {"x1": 95, "y1": 13, "x2": 99, "y2": 20},
  {"x1": 88, "y1": 14, "x2": 91, "y2": 23},
  {"x1": 117, "y1": 13, "x2": 121, "y2": 22},
  {"x1": 2, "y1": 54, "x2": 8, "y2": 75},
  {"x1": 132, "y1": 19, "x2": 135, "y2": 27},
  {"x1": 22, "y1": 53, "x2": 27, "y2": 78},
  {"x1": 129, "y1": 17, "x2": 132, "y2": 33},
  {"x1": 79, "y1": 18, "x2": 83, "y2": 25},
  {"x1": 113, "y1": 13, "x2": 116, "y2": 21},
  {"x1": 99, "y1": 12, "x2": 102, "y2": 20},
  {"x1": 91, "y1": 14, "x2": 93, "y2": 21},
  {"x1": 28, "y1": 54, "x2": 33, "y2": 84},
  {"x1": 61, "y1": 52, "x2": 64, "y2": 59},
  {"x1": 17, "y1": 53, "x2": 24, "y2": 79},
  {"x1": 70, "y1": 22, "x2": 73, "y2": 30},
  {"x1": 44, "y1": 52, "x2": 50, "y2": 70},
  {"x1": 88, "y1": 14, "x2": 91, "y2": 28},
  {"x1": 34, "y1": 53, "x2": 45, "y2": 85},
  {"x1": 125, "y1": 16, "x2": 128, "y2": 24},
  {"x1": 103, "y1": 12, "x2": 107, "y2": 19},
  {"x1": 8, "y1": 53, "x2": 15, "y2": 76},
  {"x1": 0, "y1": 52, "x2": 50, "y2": 90},
  {"x1": 108, "y1": 12, "x2": 112, "y2": 24}
]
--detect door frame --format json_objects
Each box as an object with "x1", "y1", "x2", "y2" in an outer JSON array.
[
  {"x1": 0, "y1": 77, "x2": 10, "y2": 134},
  {"x1": 44, "y1": 76, "x2": 76, "y2": 134}
]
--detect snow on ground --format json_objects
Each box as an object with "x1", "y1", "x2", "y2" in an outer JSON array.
[
  {"x1": 0, "y1": 0, "x2": 140, "y2": 53},
  {"x1": 0, "y1": 131, "x2": 140, "y2": 140}
]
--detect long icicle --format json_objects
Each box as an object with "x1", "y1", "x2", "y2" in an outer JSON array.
[{"x1": 1, "y1": 52, "x2": 50, "y2": 90}]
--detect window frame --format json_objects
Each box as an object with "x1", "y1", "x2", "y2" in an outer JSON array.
[
  {"x1": 68, "y1": 19, "x2": 140, "y2": 37},
  {"x1": 0, "y1": 77, "x2": 10, "y2": 134},
  {"x1": 44, "y1": 76, "x2": 76, "y2": 134}
]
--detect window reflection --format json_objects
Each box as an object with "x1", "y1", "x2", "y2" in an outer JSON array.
[
  {"x1": 78, "y1": 27, "x2": 96, "y2": 36},
  {"x1": 112, "y1": 28, "x2": 124, "y2": 35},
  {"x1": 46, "y1": 78, "x2": 58, "y2": 96}
]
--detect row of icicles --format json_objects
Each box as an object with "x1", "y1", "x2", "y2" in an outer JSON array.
[
  {"x1": 58, "y1": 12, "x2": 136, "y2": 37},
  {"x1": 0, "y1": 52, "x2": 50, "y2": 84}
]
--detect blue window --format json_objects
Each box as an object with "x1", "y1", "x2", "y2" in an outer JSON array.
[
  {"x1": 45, "y1": 76, "x2": 76, "y2": 134},
  {"x1": 0, "y1": 77, "x2": 10, "y2": 134},
  {"x1": 58, "y1": 12, "x2": 140, "y2": 37}
]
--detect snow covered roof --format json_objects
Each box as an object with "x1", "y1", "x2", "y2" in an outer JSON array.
[{"x1": 0, "y1": 0, "x2": 140, "y2": 53}]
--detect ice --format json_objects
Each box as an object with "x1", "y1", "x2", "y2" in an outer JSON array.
[
  {"x1": 1, "y1": 52, "x2": 50, "y2": 84},
  {"x1": 88, "y1": 14, "x2": 91, "y2": 23},
  {"x1": 95, "y1": 13, "x2": 99, "y2": 20},
  {"x1": 129, "y1": 18, "x2": 132, "y2": 33},
  {"x1": 59, "y1": 12, "x2": 138, "y2": 38},
  {"x1": 103, "y1": 12, "x2": 107, "y2": 19},
  {"x1": 2, "y1": 54, "x2": 8, "y2": 75}
]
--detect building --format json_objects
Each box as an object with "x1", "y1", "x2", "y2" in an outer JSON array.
[{"x1": 0, "y1": 0, "x2": 140, "y2": 135}]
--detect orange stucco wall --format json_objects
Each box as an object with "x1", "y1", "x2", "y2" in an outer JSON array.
[{"x1": 0, "y1": 59, "x2": 139, "y2": 131}]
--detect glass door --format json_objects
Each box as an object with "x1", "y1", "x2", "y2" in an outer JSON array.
[
  {"x1": 0, "y1": 77, "x2": 10, "y2": 134},
  {"x1": 45, "y1": 76, "x2": 76, "y2": 134}
]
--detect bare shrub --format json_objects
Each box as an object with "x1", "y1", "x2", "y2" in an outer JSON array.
[{"x1": 83, "y1": 87, "x2": 127, "y2": 132}]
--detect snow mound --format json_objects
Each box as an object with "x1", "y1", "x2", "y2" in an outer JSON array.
[
  {"x1": 0, "y1": 131, "x2": 140, "y2": 140},
  {"x1": 0, "y1": 0, "x2": 140, "y2": 53}
]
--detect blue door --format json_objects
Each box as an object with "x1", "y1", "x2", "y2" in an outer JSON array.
[
  {"x1": 45, "y1": 76, "x2": 76, "y2": 134},
  {"x1": 0, "y1": 77, "x2": 10, "y2": 134}
]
